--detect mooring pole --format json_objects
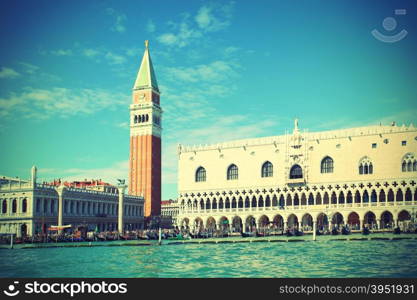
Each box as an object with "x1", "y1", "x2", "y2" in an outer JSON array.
[
  {"x1": 158, "y1": 228, "x2": 162, "y2": 245},
  {"x1": 10, "y1": 234, "x2": 13, "y2": 249},
  {"x1": 313, "y1": 221, "x2": 317, "y2": 241}
]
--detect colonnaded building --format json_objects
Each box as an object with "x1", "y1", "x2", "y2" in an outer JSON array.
[
  {"x1": 177, "y1": 121, "x2": 417, "y2": 232},
  {"x1": 0, "y1": 167, "x2": 145, "y2": 236}
]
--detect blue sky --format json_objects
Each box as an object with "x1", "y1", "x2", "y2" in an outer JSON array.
[{"x1": 0, "y1": 0, "x2": 416, "y2": 199}]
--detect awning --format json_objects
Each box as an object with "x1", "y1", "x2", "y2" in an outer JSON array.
[{"x1": 48, "y1": 225, "x2": 72, "y2": 231}]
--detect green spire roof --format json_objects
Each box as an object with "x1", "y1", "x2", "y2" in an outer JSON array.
[{"x1": 133, "y1": 40, "x2": 159, "y2": 92}]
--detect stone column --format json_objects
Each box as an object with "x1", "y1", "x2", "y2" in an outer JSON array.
[
  {"x1": 118, "y1": 184, "x2": 127, "y2": 234},
  {"x1": 376, "y1": 219, "x2": 381, "y2": 230},
  {"x1": 56, "y1": 185, "x2": 65, "y2": 235},
  {"x1": 393, "y1": 218, "x2": 398, "y2": 228}
]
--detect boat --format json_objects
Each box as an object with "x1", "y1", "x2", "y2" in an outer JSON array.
[
  {"x1": 241, "y1": 232, "x2": 256, "y2": 237},
  {"x1": 362, "y1": 227, "x2": 370, "y2": 235},
  {"x1": 294, "y1": 230, "x2": 304, "y2": 236},
  {"x1": 285, "y1": 229, "x2": 294, "y2": 237},
  {"x1": 331, "y1": 228, "x2": 340, "y2": 235},
  {"x1": 393, "y1": 227, "x2": 401, "y2": 234},
  {"x1": 146, "y1": 232, "x2": 159, "y2": 240},
  {"x1": 341, "y1": 227, "x2": 351, "y2": 235},
  {"x1": 315, "y1": 230, "x2": 324, "y2": 236},
  {"x1": 167, "y1": 234, "x2": 189, "y2": 240}
]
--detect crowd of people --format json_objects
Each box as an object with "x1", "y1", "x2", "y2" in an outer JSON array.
[{"x1": 1, "y1": 221, "x2": 416, "y2": 245}]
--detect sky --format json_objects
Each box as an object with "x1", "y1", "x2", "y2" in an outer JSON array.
[{"x1": 0, "y1": 0, "x2": 416, "y2": 200}]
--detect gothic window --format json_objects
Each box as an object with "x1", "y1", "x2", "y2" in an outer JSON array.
[
  {"x1": 261, "y1": 161, "x2": 273, "y2": 177},
  {"x1": 145, "y1": 114, "x2": 149, "y2": 122},
  {"x1": 359, "y1": 157, "x2": 373, "y2": 175},
  {"x1": 320, "y1": 156, "x2": 334, "y2": 173},
  {"x1": 22, "y1": 199, "x2": 27, "y2": 213},
  {"x1": 401, "y1": 153, "x2": 416, "y2": 172},
  {"x1": 195, "y1": 167, "x2": 206, "y2": 182},
  {"x1": 43, "y1": 199, "x2": 48, "y2": 213},
  {"x1": 289, "y1": 164, "x2": 303, "y2": 179},
  {"x1": 2, "y1": 200, "x2": 7, "y2": 214},
  {"x1": 227, "y1": 164, "x2": 238, "y2": 180},
  {"x1": 12, "y1": 199, "x2": 17, "y2": 213},
  {"x1": 134, "y1": 115, "x2": 138, "y2": 123}
]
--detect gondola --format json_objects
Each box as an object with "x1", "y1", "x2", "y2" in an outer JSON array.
[
  {"x1": 294, "y1": 230, "x2": 304, "y2": 236},
  {"x1": 241, "y1": 232, "x2": 256, "y2": 237},
  {"x1": 331, "y1": 228, "x2": 340, "y2": 235},
  {"x1": 285, "y1": 229, "x2": 294, "y2": 237},
  {"x1": 362, "y1": 227, "x2": 370, "y2": 235},
  {"x1": 393, "y1": 227, "x2": 401, "y2": 234},
  {"x1": 315, "y1": 230, "x2": 324, "y2": 236},
  {"x1": 96, "y1": 234, "x2": 106, "y2": 241},
  {"x1": 341, "y1": 227, "x2": 351, "y2": 235},
  {"x1": 146, "y1": 232, "x2": 159, "y2": 240}
]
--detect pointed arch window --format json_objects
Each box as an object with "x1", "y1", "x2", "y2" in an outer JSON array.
[
  {"x1": 227, "y1": 164, "x2": 238, "y2": 180},
  {"x1": 321, "y1": 156, "x2": 334, "y2": 173},
  {"x1": 359, "y1": 157, "x2": 373, "y2": 175},
  {"x1": 2, "y1": 200, "x2": 7, "y2": 214},
  {"x1": 22, "y1": 199, "x2": 27, "y2": 213},
  {"x1": 289, "y1": 164, "x2": 303, "y2": 179},
  {"x1": 195, "y1": 167, "x2": 206, "y2": 182},
  {"x1": 12, "y1": 199, "x2": 17, "y2": 213},
  {"x1": 401, "y1": 153, "x2": 416, "y2": 172},
  {"x1": 261, "y1": 161, "x2": 273, "y2": 177}
]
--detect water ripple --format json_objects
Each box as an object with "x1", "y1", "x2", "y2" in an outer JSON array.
[{"x1": 1, "y1": 237, "x2": 417, "y2": 278}]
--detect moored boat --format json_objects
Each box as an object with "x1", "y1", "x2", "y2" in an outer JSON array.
[{"x1": 341, "y1": 226, "x2": 351, "y2": 235}]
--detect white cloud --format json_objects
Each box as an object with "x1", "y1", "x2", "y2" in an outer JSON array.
[
  {"x1": 106, "y1": 8, "x2": 127, "y2": 33},
  {"x1": 195, "y1": 4, "x2": 232, "y2": 32},
  {"x1": 0, "y1": 67, "x2": 20, "y2": 79},
  {"x1": 0, "y1": 87, "x2": 129, "y2": 119},
  {"x1": 50, "y1": 49, "x2": 73, "y2": 56},
  {"x1": 116, "y1": 122, "x2": 129, "y2": 129},
  {"x1": 157, "y1": 2, "x2": 233, "y2": 48},
  {"x1": 18, "y1": 62, "x2": 39, "y2": 74},
  {"x1": 146, "y1": 19, "x2": 156, "y2": 33},
  {"x1": 105, "y1": 52, "x2": 126, "y2": 65},
  {"x1": 158, "y1": 33, "x2": 178, "y2": 46},
  {"x1": 40, "y1": 161, "x2": 129, "y2": 185},
  {"x1": 165, "y1": 60, "x2": 239, "y2": 83},
  {"x1": 83, "y1": 48, "x2": 100, "y2": 58}
]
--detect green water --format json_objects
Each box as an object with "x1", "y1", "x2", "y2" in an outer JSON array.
[{"x1": 1, "y1": 234, "x2": 417, "y2": 278}]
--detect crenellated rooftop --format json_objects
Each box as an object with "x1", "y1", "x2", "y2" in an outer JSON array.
[{"x1": 179, "y1": 123, "x2": 416, "y2": 154}]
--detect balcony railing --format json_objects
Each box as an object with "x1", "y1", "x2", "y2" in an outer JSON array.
[{"x1": 180, "y1": 201, "x2": 417, "y2": 215}]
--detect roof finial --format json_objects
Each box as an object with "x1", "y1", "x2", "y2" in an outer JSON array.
[
  {"x1": 293, "y1": 118, "x2": 299, "y2": 134},
  {"x1": 145, "y1": 40, "x2": 149, "y2": 49}
]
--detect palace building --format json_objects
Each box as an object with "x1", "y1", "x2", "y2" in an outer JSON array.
[
  {"x1": 0, "y1": 167, "x2": 145, "y2": 236},
  {"x1": 129, "y1": 40, "x2": 162, "y2": 218},
  {"x1": 176, "y1": 121, "x2": 417, "y2": 232}
]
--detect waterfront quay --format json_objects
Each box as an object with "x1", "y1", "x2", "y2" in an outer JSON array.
[{"x1": 1, "y1": 231, "x2": 417, "y2": 250}]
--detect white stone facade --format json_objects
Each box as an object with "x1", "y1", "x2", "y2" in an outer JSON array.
[
  {"x1": 177, "y1": 123, "x2": 417, "y2": 232},
  {"x1": 0, "y1": 168, "x2": 145, "y2": 236}
]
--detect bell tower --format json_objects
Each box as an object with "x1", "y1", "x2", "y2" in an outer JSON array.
[{"x1": 129, "y1": 40, "x2": 162, "y2": 217}]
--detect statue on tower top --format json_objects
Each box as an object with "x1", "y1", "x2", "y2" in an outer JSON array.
[
  {"x1": 145, "y1": 40, "x2": 149, "y2": 48},
  {"x1": 293, "y1": 118, "x2": 299, "y2": 134}
]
